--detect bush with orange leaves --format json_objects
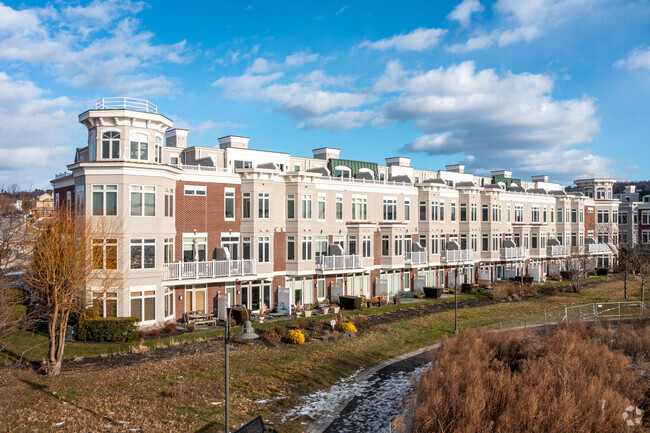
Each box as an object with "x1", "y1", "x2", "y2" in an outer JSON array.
[{"x1": 395, "y1": 322, "x2": 649, "y2": 433}]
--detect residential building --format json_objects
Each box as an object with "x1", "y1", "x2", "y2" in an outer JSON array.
[{"x1": 51, "y1": 98, "x2": 620, "y2": 327}]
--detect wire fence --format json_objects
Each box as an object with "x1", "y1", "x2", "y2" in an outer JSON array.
[{"x1": 483, "y1": 301, "x2": 649, "y2": 332}]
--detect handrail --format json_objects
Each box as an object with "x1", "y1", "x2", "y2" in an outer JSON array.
[
  {"x1": 315, "y1": 254, "x2": 363, "y2": 271},
  {"x1": 163, "y1": 259, "x2": 256, "y2": 281},
  {"x1": 441, "y1": 249, "x2": 474, "y2": 262},
  {"x1": 318, "y1": 176, "x2": 414, "y2": 187},
  {"x1": 95, "y1": 97, "x2": 158, "y2": 113},
  {"x1": 170, "y1": 163, "x2": 233, "y2": 173}
]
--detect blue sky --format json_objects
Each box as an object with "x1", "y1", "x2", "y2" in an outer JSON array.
[{"x1": 1, "y1": 0, "x2": 650, "y2": 188}]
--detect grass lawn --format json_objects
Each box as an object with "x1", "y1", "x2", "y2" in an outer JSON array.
[{"x1": 0, "y1": 275, "x2": 642, "y2": 433}]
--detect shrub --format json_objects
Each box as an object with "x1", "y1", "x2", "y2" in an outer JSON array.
[
  {"x1": 560, "y1": 270, "x2": 571, "y2": 280},
  {"x1": 341, "y1": 321, "x2": 357, "y2": 334},
  {"x1": 339, "y1": 295, "x2": 363, "y2": 310},
  {"x1": 260, "y1": 325, "x2": 284, "y2": 345},
  {"x1": 295, "y1": 319, "x2": 309, "y2": 330},
  {"x1": 491, "y1": 281, "x2": 519, "y2": 300},
  {"x1": 423, "y1": 287, "x2": 443, "y2": 298},
  {"x1": 286, "y1": 329, "x2": 305, "y2": 345},
  {"x1": 77, "y1": 317, "x2": 139, "y2": 342},
  {"x1": 227, "y1": 307, "x2": 252, "y2": 325},
  {"x1": 460, "y1": 283, "x2": 474, "y2": 293},
  {"x1": 596, "y1": 268, "x2": 608, "y2": 276},
  {"x1": 413, "y1": 292, "x2": 425, "y2": 299}
]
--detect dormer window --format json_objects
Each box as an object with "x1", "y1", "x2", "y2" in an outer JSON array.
[
  {"x1": 102, "y1": 131, "x2": 120, "y2": 159},
  {"x1": 334, "y1": 166, "x2": 351, "y2": 178},
  {"x1": 596, "y1": 187, "x2": 606, "y2": 200},
  {"x1": 130, "y1": 133, "x2": 148, "y2": 161}
]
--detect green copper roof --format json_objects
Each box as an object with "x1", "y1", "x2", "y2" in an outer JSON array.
[
  {"x1": 327, "y1": 158, "x2": 379, "y2": 179},
  {"x1": 491, "y1": 176, "x2": 522, "y2": 191}
]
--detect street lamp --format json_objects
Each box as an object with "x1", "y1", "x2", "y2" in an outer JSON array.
[{"x1": 225, "y1": 305, "x2": 259, "y2": 433}]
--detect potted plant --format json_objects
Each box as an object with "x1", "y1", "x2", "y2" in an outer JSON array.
[
  {"x1": 331, "y1": 303, "x2": 340, "y2": 314},
  {"x1": 321, "y1": 303, "x2": 330, "y2": 315},
  {"x1": 295, "y1": 301, "x2": 302, "y2": 317},
  {"x1": 258, "y1": 303, "x2": 266, "y2": 323},
  {"x1": 303, "y1": 305, "x2": 312, "y2": 318}
]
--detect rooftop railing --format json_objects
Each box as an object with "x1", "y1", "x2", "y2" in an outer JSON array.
[
  {"x1": 54, "y1": 171, "x2": 72, "y2": 179},
  {"x1": 170, "y1": 163, "x2": 233, "y2": 174},
  {"x1": 319, "y1": 176, "x2": 413, "y2": 187},
  {"x1": 95, "y1": 97, "x2": 158, "y2": 113}
]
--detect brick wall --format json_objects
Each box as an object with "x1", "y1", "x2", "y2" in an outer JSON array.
[
  {"x1": 273, "y1": 232, "x2": 286, "y2": 272},
  {"x1": 584, "y1": 205, "x2": 595, "y2": 235}
]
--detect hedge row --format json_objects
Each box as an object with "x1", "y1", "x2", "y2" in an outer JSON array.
[{"x1": 77, "y1": 317, "x2": 139, "y2": 342}]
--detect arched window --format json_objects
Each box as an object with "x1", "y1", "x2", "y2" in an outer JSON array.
[
  {"x1": 585, "y1": 187, "x2": 593, "y2": 198},
  {"x1": 102, "y1": 131, "x2": 120, "y2": 159},
  {"x1": 358, "y1": 167, "x2": 375, "y2": 178},
  {"x1": 596, "y1": 187, "x2": 606, "y2": 200},
  {"x1": 130, "y1": 132, "x2": 148, "y2": 161},
  {"x1": 154, "y1": 135, "x2": 162, "y2": 163},
  {"x1": 334, "y1": 166, "x2": 351, "y2": 178}
]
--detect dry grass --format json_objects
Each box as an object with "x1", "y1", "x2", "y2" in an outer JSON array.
[
  {"x1": 491, "y1": 281, "x2": 521, "y2": 300},
  {"x1": 398, "y1": 322, "x2": 650, "y2": 433}
]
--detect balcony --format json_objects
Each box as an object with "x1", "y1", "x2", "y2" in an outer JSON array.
[
  {"x1": 315, "y1": 254, "x2": 363, "y2": 271},
  {"x1": 95, "y1": 97, "x2": 157, "y2": 113},
  {"x1": 547, "y1": 245, "x2": 570, "y2": 256},
  {"x1": 442, "y1": 249, "x2": 474, "y2": 262},
  {"x1": 500, "y1": 247, "x2": 527, "y2": 260},
  {"x1": 587, "y1": 243, "x2": 611, "y2": 254},
  {"x1": 163, "y1": 259, "x2": 256, "y2": 281},
  {"x1": 405, "y1": 251, "x2": 428, "y2": 265}
]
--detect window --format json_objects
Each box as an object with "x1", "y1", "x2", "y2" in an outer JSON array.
[
  {"x1": 101, "y1": 131, "x2": 120, "y2": 159},
  {"x1": 92, "y1": 239, "x2": 117, "y2": 269},
  {"x1": 130, "y1": 185, "x2": 155, "y2": 216},
  {"x1": 170, "y1": 156, "x2": 179, "y2": 165},
  {"x1": 154, "y1": 136, "x2": 163, "y2": 163},
  {"x1": 460, "y1": 234, "x2": 467, "y2": 250},
  {"x1": 419, "y1": 201, "x2": 427, "y2": 221},
  {"x1": 571, "y1": 233, "x2": 577, "y2": 247},
  {"x1": 286, "y1": 236, "x2": 296, "y2": 261},
  {"x1": 131, "y1": 289, "x2": 155, "y2": 322},
  {"x1": 580, "y1": 208, "x2": 584, "y2": 223},
  {"x1": 613, "y1": 210, "x2": 618, "y2": 224},
  {"x1": 294, "y1": 164, "x2": 301, "y2": 172},
  {"x1": 482, "y1": 234, "x2": 489, "y2": 251},
  {"x1": 419, "y1": 235, "x2": 427, "y2": 249},
  {"x1": 515, "y1": 205, "x2": 523, "y2": 223},
  {"x1": 286, "y1": 194, "x2": 294, "y2": 219},
  {"x1": 620, "y1": 212, "x2": 628, "y2": 224},
  {"x1": 431, "y1": 235, "x2": 439, "y2": 254},
  {"x1": 381, "y1": 235, "x2": 390, "y2": 256},
  {"x1": 164, "y1": 287, "x2": 174, "y2": 318},
  {"x1": 242, "y1": 237, "x2": 251, "y2": 259},
  {"x1": 92, "y1": 291, "x2": 117, "y2": 317},
  {"x1": 543, "y1": 206, "x2": 547, "y2": 223},
  {"x1": 431, "y1": 201, "x2": 439, "y2": 221},
  {"x1": 164, "y1": 238, "x2": 174, "y2": 263},
  {"x1": 571, "y1": 208, "x2": 577, "y2": 223},
  {"x1": 348, "y1": 235, "x2": 357, "y2": 255},
  {"x1": 258, "y1": 236, "x2": 270, "y2": 262},
  {"x1": 258, "y1": 192, "x2": 270, "y2": 218},
  {"x1": 440, "y1": 201, "x2": 445, "y2": 221},
  {"x1": 596, "y1": 187, "x2": 606, "y2": 200},
  {"x1": 450, "y1": 202, "x2": 456, "y2": 222},
  {"x1": 336, "y1": 195, "x2": 343, "y2": 220},
  {"x1": 92, "y1": 185, "x2": 117, "y2": 216},
  {"x1": 234, "y1": 160, "x2": 252, "y2": 169},
  {"x1": 164, "y1": 188, "x2": 174, "y2": 217},
  {"x1": 404, "y1": 199, "x2": 410, "y2": 221},
  {"x1": 184, "y1": 185, "x2": 206, "y2": 196},
  {"x1": 317, "y1": 279, "x2": 325, "y2": 299},
  {"x1": 334, "y1": 167, "x2": 351, "y2": 178},
  {"x1": 471, "y1": 203, "x2": 477, "y2": 221},
  {"x1": 318, "y1": 194, "x2": 326, "y2": 220},
  {"x1": 301, "y1": 194, "x2": 312, "y2": 219},
  {"x1": 557, "y1": 208, "x2": 563, "y2": 223},
  {"x1": 394, "y1": 235, "x2": 403, "y2": 256},
  {"x1": 224, "y1": 188, "x2": 235, "y2": 219},
  {"x1": 301, "y1": 236, "x2": 312, "y2": 260},
  {"x1": 183, "y1": 236, "x2": 206, "y2": 262},
  {"x1": 130, "y1": 133, "x2": 148, "y2": 161},
  {"x1": 243, "y1": 193, "x2": 251, "y2": 218},
  {"x1": 492, "y1": 204, "x2": 498, "y2": 222},
  {"x1": 221, "y1": 235, "x2": 239, "y2": 260},
  {"x1": 598, "y1": 210, "x2": 609, "y2": 223},
  {"x1": 362, "y1": 235, "x2": 371, "y2": 257},
  {"x1": 383, "y1": 198, "x2": 397, "y2": 221},
  {"x1": 460, "y1": 203, "x2": 467, "y2": 222},
  {"x1": 316, "y1": 236, "x2": 328, "y2": 257},
  {"x1": 643, "y1": 230, "x2": 650, "y2": 244},
  {"x1": 352, "y1": 197, "x2": 367, "y2": 220},
  {"x1": 531, "y1": 233, "x2": 538, "y2": 249},
  {"x1": 532, "y1": 206, "x2": 539, "y2": 223},
  {"x1": 482, "y1": 204, "x2": 489, "y2": 222},
  {"x1": 492, "y1": 234, "x2": 499, "y2": 251},
  {"x1": 130, "y1": 238, "x2": 155, "y2": 269},
  {"x1": 642, "y1": 211, "x2": 650, "y2": 225},
  {"x1": 506, "y1": 204, "x2": 511, "y2": 222},
  {"x1": 471, "y1": 234, "x2": 477, "y2": 251}
]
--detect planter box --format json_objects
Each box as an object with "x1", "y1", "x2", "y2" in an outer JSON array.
[
  {"x1": 423, "y1": 287, "x2": 443, "y2": 298},
  {"x1": 332, "y1": 306, "x2": 340, "y2": 314},
  {"x1": 339, "y1": 296, "x2": 363, "y2": 310},
  {"x1": 303, "y1": 310, "x2": 312, "y2": 318},
  {"x1": 321, "y1": 307, "x2": 329, "y2": 315}
]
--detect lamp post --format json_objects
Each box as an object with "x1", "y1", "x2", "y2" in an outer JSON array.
[{"x1": 225, "y1": 305, "x2": 259, "y2": 433}]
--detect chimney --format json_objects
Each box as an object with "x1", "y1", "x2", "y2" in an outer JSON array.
[
  {"x1": 312, "y1": 147, "x2": 341, "y2": 160},
  {"x1": 445, "y1": 164, "x2": 465, "y2": 173},
  {"x1": 491, "y1": 170, "x2": 512, "y2": 179},
  {"x1": 386, "y1": 157, "x2": 411, "y2": 167},
  {"x1": 165, "y1": 128, "x2": 189, "y2": 148},
  {"x1": 625, "y1": 185, "x2": 636, "y2": 193},
  {"x1": 218, "y1": 135, "x2": 249, "y2": 149},
  {"x1": 531, "y1": 175, "x2": 549, "y2": 183}
]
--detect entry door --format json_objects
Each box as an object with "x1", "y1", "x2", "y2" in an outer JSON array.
[
  {"x1": 251, "y1": 285, "x2": 261, "y2": 310},
  {"x1": 185, "y1": 288, "x2": 207, "y2": 313}
]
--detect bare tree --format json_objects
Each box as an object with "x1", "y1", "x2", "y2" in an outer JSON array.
[
  {"x1": 632, "y1": 245, "x2": 649, "y2": 314},
  {"x1": 565, "y1": 246, "x2": 596, "y2": 293},
  {"x1": 618, "y1": 246, "x2": 637, "y2": 299},
  {"x1": 26, "y1": 209, "x2": 123, "y2": 376}
]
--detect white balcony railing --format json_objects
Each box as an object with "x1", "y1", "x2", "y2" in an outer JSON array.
[
  {"x1": 170, "y1": 164, "x2": 233, "y2": 173},
  {"x1": 405, "y1": 251, "x2": 428, "y2": 265},
  {"x1": 547, "y1": 245, "x2": 571, "y2": 256},
  {"x1": 319, "y1": 176, "x2": 413, "y2": 187},
  {"x1": 442, "y1": 249, "x2": 474, "y2": 262},
  {"x1": 95, "y1": 97, "x2": 157, "y2": 113},
  {"x1": 315, "y1": 254, "x2": 363, "y2": 271},
  {"x1": 500, "y1": 247, "x2": 527, "y2": 260},
  {"x1": 163, "y1": 259, "x2": 256, "y2": 281},
  {"x1": 587, "y1": 243, "x2": 611, "y2": 254}
]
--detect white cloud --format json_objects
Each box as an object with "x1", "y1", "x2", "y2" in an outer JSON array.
[
  {"x1": 172, "y1": 118, "x2": 244, "y2": 134},
  {"x1": 449, "y1": 0, "x2": 595, "y2": 52},
  {"x1": 0, "y1": 1, "x2": 190, "y2": 96},
  {"x1": 244, "y1": 50, "x2": 323, "y2": 74},
  {"x1": 614, "y1": 46, "x2": 650, "y2": 70},
  {"x1": 448, "y1": 0, "x2": 484, "y2": 28},
  {"x1": 384, "y1": 61, "x2": 606, "y2": 176},
  {"x1": 0, "y1": 72, "x2": 77, "y2": 187},
  {"x1": 359, "y1": 27, "x2": 447, "y2": 51}
]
